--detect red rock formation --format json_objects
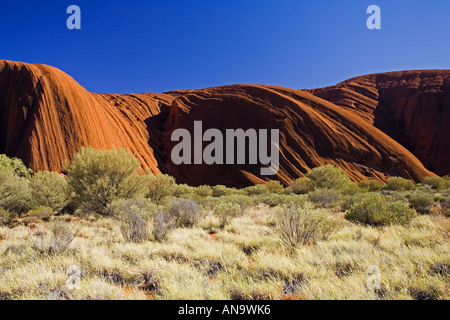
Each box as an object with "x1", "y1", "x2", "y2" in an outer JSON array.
[
  {"x1": 0, "y1": 60, "x2": 174, "y2": 174},
  {"x1": 310, "y1": 70, "x2": 450, "y2": 176},
  {"x1": 0, "y1": 61, "x2": 441, "y2": 186}
]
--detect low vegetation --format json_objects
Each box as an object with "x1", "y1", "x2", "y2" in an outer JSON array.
[{"x1": 0, "y1": 150, "x2": 448, "y2": 300}]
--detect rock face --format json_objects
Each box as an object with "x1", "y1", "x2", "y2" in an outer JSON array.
[
  {"x1": 0, "y1": 60, "x2": 445, "y2": 187},
  {"x1": 310, "y1": 70, "x2": 450, "y2": 176}
]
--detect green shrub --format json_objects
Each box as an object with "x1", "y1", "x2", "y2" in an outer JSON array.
[
  {"x1": 27, "y1": 206, "x2": 54, "y2": 222},
  {"x1": 146, "y1": 174, "x2": 176, "y2": 204},
  {"x1": 220, "y1": 194, "x2": 255, "y2": 211},
  {"x1": 308, "y1": 189, "x2": 341, "y2": 208},
  {"x1": 214, "y1": 202, "x2": 241, "y2": 227},
  {"x1": 167, "y1": 199, "x2": 202, "y2": 228},
  {"x1": 385, "y1": 177, "x2": 416, "y2": 191},
  {"x1": 0, "y1": 154, "x2": 32, "y2": 177},
  {"x1": 422, "y1": 176, "x2": 446, "y2": 190},
  {"x1": 244, "y1": 184, "x2": 268, "y2": 196},
  {"x1": 408, "y1": 192, "x2": 435, "y2": 214},
  {"x1": 195, "y1": 185, "x2": 213, "y2": 197},
  {"x1": 211, "y1": 185, "x2": 239, "y2": 197},
  {"x1": 173, "y1": 184, "x2": 195, "y2": 197},
  {"x1": 275, "y1": 203, "x2": 337, "y2": 248},
  {"x1": 345, "y1": 193, "x2": 415, "y2": 226},
  {"x1": 106, "y1": 197, "x2": 159, "y2": 221},
  {"x1": 358, "y1": 179, "x2": 385, "y2": 192},
  {"x1": 290, "y1": 177, "x2": 314, "y2": 194},
  {"x1": 265, "y1": 180, "x2": 284, "y2": 193},
  {"x1": 66, "y1": 147, "x2": 148, "y2": 215},
  {"x1": 0, "y1": 208, "x2": 15, "y2": 226},
  {"x1": 0, "y1": 168, "x2": 31, "y2": 216},
  {"x1": 259, "y1": 194, "x2": 307, "y2": 208},
  {"x1": 30, "y1": 171, "x2": 69, "y2": 212},
  {"x1": 306, "y1": 165, "x2": 353, "y2": 191}
]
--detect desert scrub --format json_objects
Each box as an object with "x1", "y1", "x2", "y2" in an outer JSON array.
[
  {"x1": 345, "y1": 193, "x2": 415, "y2": 226},
  {"x1": 120, "y1": 213, "x2": 149, "y2": 243},
  {"x1": 173, "y1": 184, "x2": 195, "y2": 197},
  {"x1": 212, "y1": 185, "x2": 238, "y2": 197},
  {"x1": 244, "y1": 184, "x2": 269, "y2": 196},
  {"x1": 153, "y1": 210, "x2": 171, "y2": 242},
  {"x1": 0, "y1": 154, "x2": 32, "y2": 177},
  {"x1": 30, "y1": 221, "x2": 76, "y2": 255},
  {"x1": 106, "y1": 197, "x2": 158, "y2": 221},
  {"x1": 27, "y1": 206, "x2": 54, "y2": 222},
  {"x1": 407, "y1": 191, "x2": 435, "y2": 214},
  {"x1": 195, "y1": 185, "x2": 213, "y2": 197},
  {"x1": 422, "y1": 176, "x2": 447, "y2": 190},
  {"x1": 265, "y1": 180, "x2": 284, "y2": 193},
  {"x1": 167, "y1": 199, "x2": 202, "y2": 228},
  {"x1": 30, "y1": 171, "x2": 69, "y2": 212},
  {"x1": 275, "y1": 204, "x2": 338, "y2": 248},
  {"x1": 385, "y1": 176, "x2": 416, "y2": 191},
  {"x1": 214, "y1": 202, "x2": 241, "y2": 228},
  {"x1": 308, "y1": 189, "x2": 341, "y2": 208},
  {"x1": 146, "y1": 174, "x2": 176, "y2": 204},
  {"x1": 66, "y1": 147, "x2": 149, "y2": 215},
  {"x1": 0, "y1": 168, "x2": 31, "y2": 216},
  {"x1": 290, "y1": 177, "x2": 314, "y2": 194},
  {"x1": 359, "y1": 179, "x2": 385, "y2": 192},
  {"x1": 306, "y1": 164, "x2": 353, "y2": 191},
  {"x1": 0, "y1": 208, "x2": 15, "y2": 226}
]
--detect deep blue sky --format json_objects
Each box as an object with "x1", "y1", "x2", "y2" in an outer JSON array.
[{"x1": 1, "y1": 0, "x2": 449, "y2": 94}]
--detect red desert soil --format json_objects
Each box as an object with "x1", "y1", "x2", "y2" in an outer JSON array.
[{"x1": 0, "y1": 60, "x2": 446, "y2": 187}]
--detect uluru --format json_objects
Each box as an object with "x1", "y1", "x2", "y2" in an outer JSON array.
[{"x1": 0, "y1": 60, "x2": 448, "y2": 187}]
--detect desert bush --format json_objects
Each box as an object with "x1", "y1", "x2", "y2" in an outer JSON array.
[
  {"x1": 27, "y1": 206, "x2": 54, "y2": 222},
  {"x1": 275, "y1": 204, "x2": 337, "y2": 248},
  {"x1": 422, "y1": 176, "x2": 446, "y2": 190},
  {"x1": 0, "y1": 208, "x2": 15, "y2": 226},
  {"x1": 0, "y1": 168, "x2": 31, "y2": 215},
  {"x1": 0, "y1": 154, "x2": 32, "y2": 177},
  {"x1": 259, "y1": 194, "x2": 307, "y2": 208},
  {"x1": 385, "y1": 177, "x2": 416, "y2": 191},
  {"x1": 408, "y1": 191, "x2": 435, "y2": 214},
  {"x1": 167, "y1": 199, "x2": 202, "y2": 228},
  {"x1": 345, "y1": 193, "x2": 415, "y2": 226},
  {"x1": 359, "y1": 179, "x2": 385, "y2": 192},
  {"x1": 120, "y1": 213, "x2": 149, "y2": 243},
  {"x1": 308, "y1": 189, "x2": 341, "y2": 208},
  {"x1": 244, "y1": 184, "x2": 268, "y2": 196},
  {"x1": 153, "y1": 210, "x2": 171, "y2": 241},
  {"x1": 106, "y1": 197, "x2": 158, "y2": 221},
  {"x1": 214, "y1": 202, "x2": 241, "y2": 227},
  {"x1": 66, "y1": 147, "x2": 148, "y2": 215},
  {"x1": 306, "y1": 165, "x2": 353, "y2": 191},
  {"x1": 173, "y1": 184, "x2": 195, "y2": 197},
  {"x1": 440, "y1": 201, "x2": 450, "y2": 217},
  {"x1": 265, "y1": 180, "x2": 284, "y2": 193},
  {"x1": 49, "y1": 221, "x2": 75, "y2": 255},
  {"x1": 195, "y1": 185, "x2": 213, "y2": 197},
  {"x1": 30, "y1": 171, "x2": 69, "y2": 212},
  {"x1": 220, "y1": 195, "x2": 255, "y2": 211},
  {"x1": 290, "y1": 177, "x2": 314, "y2": 194},
  {"x1": 146, "y1": 174, "x2": 176, "y2": 204},
  {"x1": 212, "y1": 185, "x2": 235, "y2": 197}
]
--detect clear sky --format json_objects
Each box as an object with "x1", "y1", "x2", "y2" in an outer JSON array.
[{"x1": 1, "y1": 0, "x2": 449, "y2": 94}]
